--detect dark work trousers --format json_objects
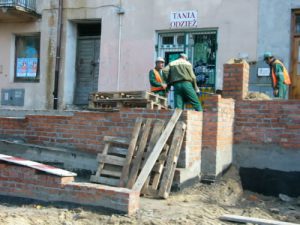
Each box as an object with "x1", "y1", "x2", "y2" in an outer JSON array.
[{"x1": 173, "y1": 81, "x2": 202, "y2": 111}]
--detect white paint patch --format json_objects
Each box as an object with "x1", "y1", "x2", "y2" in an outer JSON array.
[{"x1": 0, "y1": 154, "x2": 77, "y2": 177}]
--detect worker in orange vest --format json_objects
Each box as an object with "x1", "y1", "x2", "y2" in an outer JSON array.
[
  {"x1": 149, "y1": 57, "x2": 168, "y2": 96},
  {"x1": 264, "y1": 52, "x2": 291, "y2": 99}
]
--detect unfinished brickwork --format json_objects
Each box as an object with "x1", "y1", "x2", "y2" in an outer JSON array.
[
  {"x1": 0, "y1": 110, "x2": 174, "y2": 153},
  {"x1": 223, "y1": 61, "x2": 249, "y2": 100},
  {"x1": 201, "y1": 95, "x2": 235, "y2": 180},
  {"x1": 235, "y1": 100, "x2": 300, "y2": 148},
  {"x1": 0, "y1": 109, "x2": 203, "y2": 186},
  {"x1": 0, "y1": 162, "x2": 139, "y2": 214}
]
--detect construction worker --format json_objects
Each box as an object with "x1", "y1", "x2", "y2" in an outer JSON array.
[
  {"x1": 264, "y1": 52, "x2": 291, "y2": 99},
  {"x1": 149, "y1": 57, "x2": 168, "y2": 96},
  {"x1": 163, "y1": 53, "x2": 202, "y2": 111}
]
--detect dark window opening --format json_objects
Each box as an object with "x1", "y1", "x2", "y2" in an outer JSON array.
[
  {"x1": 77, "y1": 23, "x2": 101, "y2": 37},
  {"x1": 296, "y1": 15, "x2": 300, "y2": 34},
  {"x1": 177, "y1": 35, "x2": 185, "y2": 45},
  {"x1": 162, "y1": 36, "x2": 174, "y2": 45}
]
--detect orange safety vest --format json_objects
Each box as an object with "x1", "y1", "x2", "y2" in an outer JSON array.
[
  {"x1": 271, "y1": 59, "x2": 291, "y2": 87},
  {"x1": 151, "y1": 69, "x2": 165, "y2": 92}
]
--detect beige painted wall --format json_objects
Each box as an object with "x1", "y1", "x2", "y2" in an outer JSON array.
[
  {"x1": 0, "y1": 0, "x2": 259, "y2": 109},
  {"x1": 116, "y1": 0, "x2": 259, "y2": 91},
  {"x1": 0, "y1": 0, "x2": 58, "y2": 110}
]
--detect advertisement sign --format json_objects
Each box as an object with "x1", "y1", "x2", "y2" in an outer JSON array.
[
  {"x1": 170, "y1": 10, "x2": 198, "y2": 29},
  {"x1": 17, "y1": 58, "x2": 37, "y2": 78}
]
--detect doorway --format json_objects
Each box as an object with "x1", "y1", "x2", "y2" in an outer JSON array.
[
  {"x1": 290, "y1": 10, "x2": 300, "y2": 99},
  {"x1": 157, "y1": 31, "x2": 217, "y2": 108},
  {"x1": 74, "y1": 23, "x2": 101, "y2": 105},
  {"x1": 157, "y1": 31, "x2": 217, "y2": 90}
]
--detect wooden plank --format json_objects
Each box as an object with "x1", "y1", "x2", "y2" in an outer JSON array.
[
  {"x1": 158, "y1": 121, "x2": 186, "y2": 199},
  {"x1": 97, "y1": 154, "x2": 126, "y2": 166},
  {"x1": 219, "y1": 214, "x2": 299, "y2": 225},
  {"x1": 108, "y1": 146, "x2": 127, "y2": 156},
  {"x1": 103, "y1": 136, "x2": 129, "y2": 148},
  {"x1": 141, "y1": 121, "x2": 166, "y2": 194},
  {"x1": 151, "y1": 144, "x2": 170, "y2": 190},
  {"x1": 103, "y1": 136, "x2": 129, "y2": 143},
  {"x1": 101, "y1": 169, "x2": 122, "y2": 178},
  {"x1": 119, "y1": 118, "x2": 144, "y2": 187},
  {"x1": 93, "y1": 143, "x2": 110, "y2": 178},
  {"x1": 127, "y1": 119, "x2": 153, "y2": 188},
  {"x1": 132, "y1": 108, "x2": 183, "y2": 192},
  {"x1": 90, "y1": 176, "x2": 119, "y2": 186}
]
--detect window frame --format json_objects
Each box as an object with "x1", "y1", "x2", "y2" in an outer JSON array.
[
  {"x1": 14, "y1": 33, "x2": 41, "y2": 83},
  {"x1": 292, "y1": 9, "x2": 300, "y2": 37}
]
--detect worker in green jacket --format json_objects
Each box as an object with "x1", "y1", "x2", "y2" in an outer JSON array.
[
  {"x1": 264, "y1": 52, "x2": 291, "y2": 99},
  {"x1": 163, "y1": 53, "x2": 202, "y2": 111},
  {"x1": 149, "y1": 57, "x2": 168, "y2": 97}
]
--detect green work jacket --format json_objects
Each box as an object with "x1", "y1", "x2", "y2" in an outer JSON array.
[{"x1": 163, "y1": 58, "x2": 198, "y2": 91}]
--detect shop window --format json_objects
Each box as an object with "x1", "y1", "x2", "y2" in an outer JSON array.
[
  {"x1": 14, "y1": 34, "x2": 40, "y2": 82},
  {"x1": 162, "y1": 36, "x2": 174, "y2": 45},
  {"x1": 177, "y1": 35, "x2": 185, "y2": 45},
  {"x1": 157, "y1": 31, "x2": 217, "y2": 89}
]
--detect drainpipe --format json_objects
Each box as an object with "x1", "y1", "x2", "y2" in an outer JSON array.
[
  {"x1": 53, "y1": 0, "x2": 63, "y2": 109},
  {"x1": 117, "y1": 0, "x2": 124, "y2": 91}
]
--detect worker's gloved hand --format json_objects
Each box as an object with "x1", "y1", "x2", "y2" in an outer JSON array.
[{"x1": 273, "y1": 88, "x2": 279, "y2": 97}]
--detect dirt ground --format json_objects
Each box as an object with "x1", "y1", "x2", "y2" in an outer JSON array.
[{"x1": 0, "y1": 167, "x2": 299, "y2": 225}]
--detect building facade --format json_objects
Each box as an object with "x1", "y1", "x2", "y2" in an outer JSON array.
[
  {"x1": 0, "y1": 0, "x2": 299, "y2": 110},
  {"x1": 249, "y1": 0, "x2": 300, "y2": 98}
]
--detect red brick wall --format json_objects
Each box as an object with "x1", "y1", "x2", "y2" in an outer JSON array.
[
  {"x1": 223, "y1": 61, "x2": 249, "y2": 100},
  {"x1": 0, "y1": 117, "x2": 26, "y2": 138},
  {"x1": 0, "y1": 109, "x2": 203, "y2": 169},
  {"x1": 235, "y1": 100, "x2": 300, "y2": 149},
  {"x1": 0, "y1": 162, "x2": 139, "y2": 214},
  {"x1": 202, "y1": 95, "x2": 235, "y2": 178},
  {"x1": 203, "y1": 95, "x2": 235, "y2": 151},
  {"x1": 180, "y1": 111, "x2": 203, "y2": 168}
]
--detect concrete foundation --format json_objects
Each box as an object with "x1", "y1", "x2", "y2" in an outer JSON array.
[
  {"x1": 234, "y1": 143, "x2": 300, "y2": 172},
  {"x1": 0, "y1": 140, "x2": 97, "y2": 175}
]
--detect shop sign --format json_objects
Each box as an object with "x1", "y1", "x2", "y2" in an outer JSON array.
[
  {"x1": 170, "y1": 10, "x2": 198, "y2": 29},
  {"x1": 257, "y1": 68, "x2": 270, "y2": 77}
]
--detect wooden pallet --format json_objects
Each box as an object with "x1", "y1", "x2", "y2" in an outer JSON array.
[
  {"x1": 90, "y1": 109, "x2": 185, "y2": 199},
  {"x1": 90, "y1": 136, "x2": 129, "y2": 186},
  {"x1": 132, "y1": 109, "x2": 183, "y2": 196},
  {"x1": 89, "y1": 91, "x2": 168, "y2": 110},
  {"x1": 157, "y1": 121, "x2": 186, "y2": 198},
  {"x1": 89, "y1": 99, "x2": 167, "y2": 110},
  {"x1": 90, "y1": 117, "x2": 145, "y2": 186}
]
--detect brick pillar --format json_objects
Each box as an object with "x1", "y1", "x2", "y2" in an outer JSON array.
[
  {"x1": 223, "y1": 60, "x2": 249, "y2": 100},
  {"x1": 173, "y1": 110, "x2": 203, "y2": 189},
  {"x1": 201, "y1": 95, "x2": 235, "y2": 181}
]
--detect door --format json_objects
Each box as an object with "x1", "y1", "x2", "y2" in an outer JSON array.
[
  {"x1": 290, "y1": 11, "x2": 300, "y2": 99},
  {"x1": 291, "y1": 38, "x2": 300, "y2": 99},
  {"x1": 74, "y1": 37, "x2": 100, "y2": 105}
]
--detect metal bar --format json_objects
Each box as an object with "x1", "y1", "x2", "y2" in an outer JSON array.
[{"x1": 0, "y1": 0, "x2": 36, "y2": 11}]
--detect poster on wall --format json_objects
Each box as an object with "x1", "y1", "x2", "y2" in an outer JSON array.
[{"x1": 16, "y1": 58, "x2": 37, "y2": 78}]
